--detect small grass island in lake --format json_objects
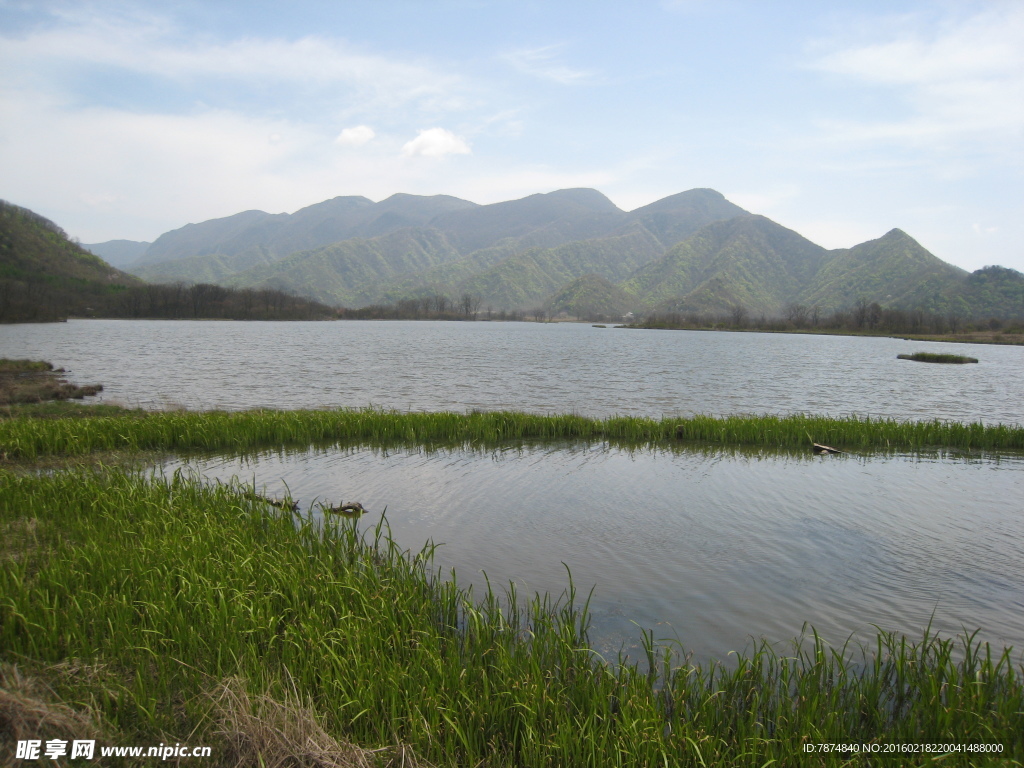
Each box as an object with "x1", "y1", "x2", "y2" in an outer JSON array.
[{"x1": 897, "y1": 352, "x2": 979, "y2": 364}]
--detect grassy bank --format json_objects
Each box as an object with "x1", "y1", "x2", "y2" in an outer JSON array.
[
  {"x1": 2, "y1": 468, "x2": 1021, "y2": 766},
  {"x1": 2, "y1": 407, "x2": 1023, "y2": 462}
]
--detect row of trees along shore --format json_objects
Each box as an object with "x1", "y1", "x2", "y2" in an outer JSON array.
[
  {"x1": 106, "y1": 282, "x2": 334, "y2": 320},
  {"x1": 631, "y1": 300, "x2": 1024, "y2": 336},
  {"x1": 336, "y1": 293, "x2": 548, "y2": 322},
  {"x1": 0, "y1": 281, "x2": 336, "y2": 322}
]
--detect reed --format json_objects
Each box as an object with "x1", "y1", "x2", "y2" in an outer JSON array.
[
  {"x1": 2, "y1": 407, "x2": 1022, "y2": 460},
  {"x1": 1, "y1": 468, "x2": 1021, "y2": 765}
]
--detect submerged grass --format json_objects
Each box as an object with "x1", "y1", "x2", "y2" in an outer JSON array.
[
  {"x1": 2, "y1": 467, "x2": 1021, "y2": 766},
  {"x1": 2, "y1": 407, "x2": 1023, "y2": 461}
]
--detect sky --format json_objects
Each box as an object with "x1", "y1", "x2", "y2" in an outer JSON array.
[{"x1": 0, "y1": 0, "x2": 1021, "y2": 272}]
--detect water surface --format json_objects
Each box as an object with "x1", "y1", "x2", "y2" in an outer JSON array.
[
  {"x1": 3, "y1": 319, "x2": 1022, "y2": 423},
  {"x1": 166, "y1": 443, "x2": 1024, "y2": 662}
]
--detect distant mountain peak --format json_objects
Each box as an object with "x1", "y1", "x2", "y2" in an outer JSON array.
[
  {"x1": 880, "y1": 227, "x2": 912, "y2": 241},
  {"x1": 541, "y1": 188, "x2": 621, "y2": 212}
]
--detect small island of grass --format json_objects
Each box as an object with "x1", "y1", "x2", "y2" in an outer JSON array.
[
  {"x1": 897, "y1": 352, "x2": 979, "y2": 364},
  {"x1": 0, "y1": 358, "x2": 103, "y2": 404}
]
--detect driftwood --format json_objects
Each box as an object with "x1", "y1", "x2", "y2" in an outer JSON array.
[
  {"x1": 322, "y1": 501, "x2": 367, "y2": 517},
  {"x1": 812, "y1": 443, "x2": 843, "y2": 455},
  {"x1": 245, "y1": 491, "x2": 299, "y2": 512}
]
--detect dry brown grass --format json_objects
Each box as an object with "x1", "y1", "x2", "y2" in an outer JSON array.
[
  {"x1": 210, "y1": 677, "x2": 433, "y2": 768},
  {"x1": 0, "y1": 664, "x2": 106, "y2": 763}
]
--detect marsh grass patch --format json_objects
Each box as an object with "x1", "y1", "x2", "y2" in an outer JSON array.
[
  {"x1": 897, "y1": 352, "x2": 979, "y2": 364},
  {"x1": 0, "y1": 358, "x2": 104, "y2": 408}
]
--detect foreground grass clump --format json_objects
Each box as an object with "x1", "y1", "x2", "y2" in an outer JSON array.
[
  {"x1": 1, "y1": 468, "x2": 1022, "y2": 766},
  {"x1": 2, "y1": 407, "x2": 1023, "y2": 461},
  {"x1": 898, "y1": 352, "x2": 980, "y2": 364}
]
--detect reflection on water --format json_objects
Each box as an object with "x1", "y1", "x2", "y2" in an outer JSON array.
[{"x1": 165, "y1": 442, "x2": 1024, "y2": 663}]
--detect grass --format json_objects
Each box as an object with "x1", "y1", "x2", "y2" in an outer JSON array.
[
  {"x1": 2, "y1": 467, "x2": 1021, "y2": 766},
  {"x1": 898, "y1": 352, "x2": 980, "y2": 364},
  {"x1": 1, "y1": 407, "x2": 1022, "y2": 462}
]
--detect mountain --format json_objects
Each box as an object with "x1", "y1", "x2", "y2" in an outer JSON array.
[
  {"x1": 799, "y1": 229, "x2": 967, "y2": 312},
  {"x1": 132, "y1": 194, "x2": 477, "y2": 277},
  {"x1": 623, "y1": 215, "x2": 829, "y2": 315},
  {"x1": 426, "y1": 188, "x2": 626, "y2": 255},
  {"x1": 83, "y1": 239, "x2": 151, "y2": 268},
  {"x1": 0, "y1": 200, "x2": 141, "y2": 322},
  {"x1": 138, "y1": 208, "x2": 284, "y2": 265},
  {"x1": 88, "y1": 187, "x2": 1021, "y2": 321},
  {"x1": 624, "y1": 188, "x2": 749, "y2": 248},
  {"x1": 622, "y1": 219, "x2": 1024, "y2": 320},
  {"x1": 944, "y1": 265, "x2": 1024, "y2": 319},
  {"x1": 129, "y1": 187, "x2": 748, "y2": 309}
]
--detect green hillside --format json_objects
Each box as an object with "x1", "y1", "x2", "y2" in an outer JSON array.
[
  {"x1": 453, "y1": 223, "x2": 664, "y2": 310},
  {"x1": 622, "y1": 215, "x2": 829, "y2": 315},
  {"x1": 625, "y1": 188, "x2": 749, "y2": 247},
  {"x1": 935, "y1": 265, "x2": 1024, "y2": 321},
  {"x1": 430, "y1": 188, "x2": 624, "y2": 254},
  {"x1": 132, "y1": 246, "x2": 280, "y2": 284},
  {"x1": 0, "y1": 200, "x2": 142, "y2": 322},
  {"x1": 546, "y1": 274, "x2": 636, "y2": 319},
  {"x1": 225, "y1": 227, "x2": 462, "y2": 306},
  {"x1": 799, "y1": 229, "x2": 967, "y2": 313}
]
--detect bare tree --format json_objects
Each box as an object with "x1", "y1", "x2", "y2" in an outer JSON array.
[
  {"x1": 728, "y1": 303, "x2": 748, "y2": 327},
  {"x1": 784, "y1": 303, "x2": 809, "y2": 328}
]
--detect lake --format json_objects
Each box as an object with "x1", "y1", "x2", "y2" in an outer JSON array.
[
  {"x1": 3, "y1": 319, "x2": 1023, "y2": 661},
  {"x1": 3, "y1": 319, "x2": 1023, "y2": 422}
]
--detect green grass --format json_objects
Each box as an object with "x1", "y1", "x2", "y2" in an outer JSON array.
[
  {"x1": 1, "y1": 407, "x2": 1022, "y2": 461},
  {"x1": 2, "y1": 468, "x2": 1021, "y2": 766},
  {"x1": 898, "y1": 352, "x2": 980, "y2": 364},
  {"x1": 0, "y1": 358, "x2": 55, "y2": 372}
]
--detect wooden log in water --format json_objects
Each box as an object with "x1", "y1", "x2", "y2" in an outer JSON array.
[{"x1": 322, "y1": 501, "x2": 367, "y2": 517}]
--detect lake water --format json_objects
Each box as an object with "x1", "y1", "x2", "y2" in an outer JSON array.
[
  {"x1": 3, "y1": 319, "x2": 1023, "y2": 661},
  {"x1": 165, "y1": 443, "x2": 1024, "y2": 664},
  {"x1": 3, "y1": 319, "x2": 1022, "y2": 423}
]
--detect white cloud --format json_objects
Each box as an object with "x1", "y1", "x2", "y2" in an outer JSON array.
[
  {"x1": 0, "y1": 11, "x2": 469, "y2": 115},
  {"x1": 335, "y1": 125, "x2": 376, "y2": 146},
  {"x1": 402, "y1": 128, "x2": 471, "y2": 158},
  {"x1": 502, "y1": 45, "x2": 593, "y2": 85},
  {"x1": 811, "y1": 6, "x2": 1024, "y2": 149}
]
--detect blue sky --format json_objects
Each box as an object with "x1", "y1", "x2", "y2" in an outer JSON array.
[{"x1": 1, "y1": 0, "x2": 1021, "y2": 272}]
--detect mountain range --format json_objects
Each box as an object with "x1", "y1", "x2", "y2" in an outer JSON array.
[{"x1": 79, "y1": 188, "x2": 1024, "y2": 321}]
